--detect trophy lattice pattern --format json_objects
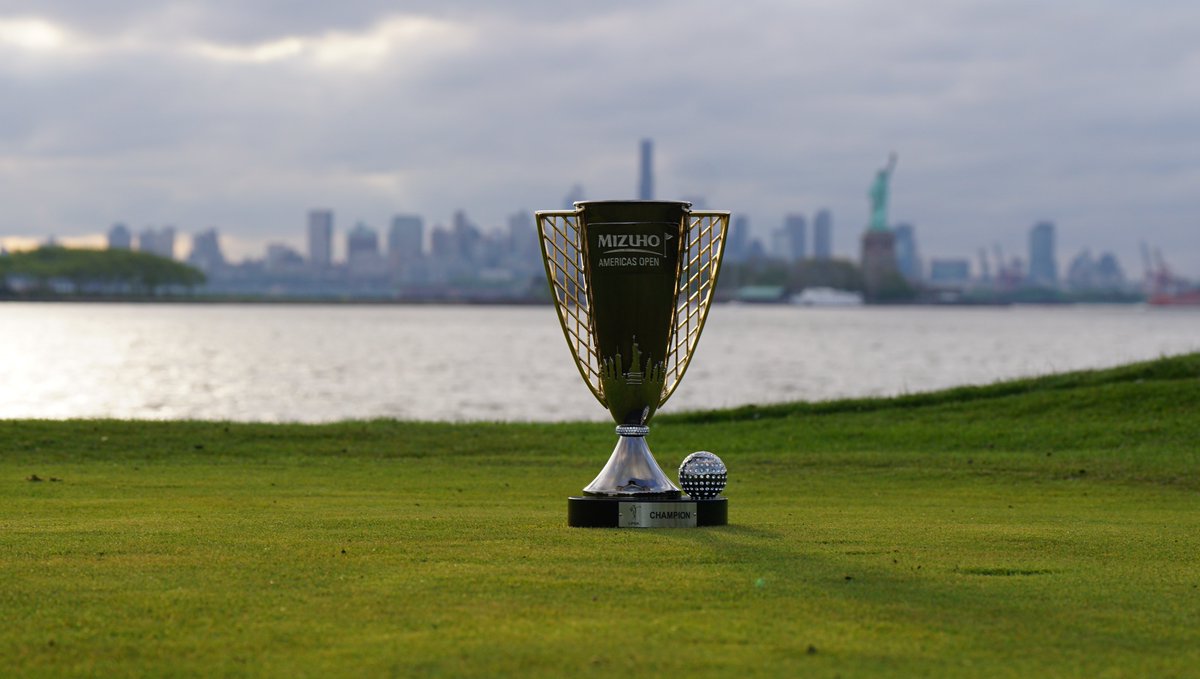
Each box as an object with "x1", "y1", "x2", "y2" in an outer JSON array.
[
  {"x1": 536, "y1": 211, "x2": 606, "y2": 405},
  {"x1": 661, "y1": 211, "x2": 729, "y2": 404},
  {"x1": 537, "y1": 209, "x2": 729, "y2": 409}
]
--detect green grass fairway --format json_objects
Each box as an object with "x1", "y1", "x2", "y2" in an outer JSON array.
[{"x1": 3, "y1": 355, "x2": 1200, "y2": 677}]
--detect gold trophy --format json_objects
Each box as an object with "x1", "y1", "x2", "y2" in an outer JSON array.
[{"x1": 536, "y1": 200, "x2": 729, "y2": 527}]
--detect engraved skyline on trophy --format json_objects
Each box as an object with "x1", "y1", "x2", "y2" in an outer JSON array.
[{"x1": 536, "y1": 200, "x2": 730, "y2": 527}]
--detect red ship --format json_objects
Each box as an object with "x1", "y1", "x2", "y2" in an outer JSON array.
[
  {"x1": 1144, "y1": 245, "x2": 1200, "y2": 306},
  {"x1": 1149, "y1": 290, "x2": 1200, "y2": 306}
]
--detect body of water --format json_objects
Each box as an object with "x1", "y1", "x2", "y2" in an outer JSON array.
[{"x1": 1, "y1": 303, "x2": 1197, "y2": 422}]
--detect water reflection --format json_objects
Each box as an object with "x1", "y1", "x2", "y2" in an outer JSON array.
[{"x1": 0, "y1": 303, "x2": 1196, "y2": 422}]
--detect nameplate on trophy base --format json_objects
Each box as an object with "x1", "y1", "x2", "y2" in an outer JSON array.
[{"x1": 567, "y1": 496, "x2": 728, "y2": 528}]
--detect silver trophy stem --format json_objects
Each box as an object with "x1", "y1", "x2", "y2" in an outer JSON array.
[{"x1": 582, "y1": 426, "x2": 682, "y2": 498}]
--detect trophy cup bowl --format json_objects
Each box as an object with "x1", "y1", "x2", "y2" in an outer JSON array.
[{"x1": 536, "y1": 200, "x2": 730, "y2": 528}]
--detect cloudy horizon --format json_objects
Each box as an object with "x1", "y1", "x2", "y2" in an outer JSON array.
[{"x1": 2, "y1": 1, "x2": 1198, "y2": 275}]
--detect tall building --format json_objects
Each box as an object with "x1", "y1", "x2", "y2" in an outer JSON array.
[
  {"x1": 187, "y1": 228, "x2": 225, "y2": 274},
  {"x1": 107, "y1": 223, "x2": 132, "y2": 250},
  {"x1": 159, "y1": 227, "x2": 177, "y2": 259},
  {"x1": 452, "y1": 210, "x2": 483, "y2": 263},
  {"x1": 347, "y1": 222, "x2": 387, "y2": 278},
  {"x1": 1067, "y1": 250, "x2": 1096, "y2": 290},
  {"x1": 430, "y1": 226, "x2": 455, "y2": 259},
  {"x1": 977, "y1": 248, "x2": 992, "y2": 283},
  {"x1": 771, "y1": 229, "x2": 792, "y2": 260},
  {"x1": 1028, "y1": 221, "x2": 1057, "y2": 287},
  {"x1": 813, "y1": 209, "x2": 832, "y2": 259},
  {"x1": 308, "y1": 209, "x2": 333, "y2": 268},
  {"x1": 507, "y1": 211, "x2": 534, "y2": 246},
  {"x1": 892, "y1": 223, "x2": 920, "y2": 281},
  {"x1": 265, "y1": 243, "x2": 305, "y2": 273},
  {"x1": 137, "y1": 226, "x2": 175, "y2": 259},
  {"x1": 388, "y1": 215, "x2": 424, "y2": 264},
  {"x1": 347, "y1": 222, "x2": 380, "y2": 262},
  {"x1": 1096, "y1": 252, "x2": 1126, "y2": 288},
  {"x1": 783, "y1": 214, "x2": 807, "y2": 261},
  {"x1": 563, "y1": 184, "x2": 585, "y2": 209},
  {"x1": 746, "y1": 237, "x2": 766, "y2": 260},
  {"x1": 638, "y1": 138, "x2": 654, "y2": 200},
  {"x1": 728, "y1": 216, "x2": 750, "y2": 262},
  {"x1": 1067, "y1": 250, "x2": 1126, "y2": 291},
  {"x1": 507, "y1": 211, "x2": 538, "y2": 267}
]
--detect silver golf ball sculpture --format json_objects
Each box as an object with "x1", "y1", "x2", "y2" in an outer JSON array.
[{"x1": 678, "y1": 451, "x2": 727, "y2": 499}]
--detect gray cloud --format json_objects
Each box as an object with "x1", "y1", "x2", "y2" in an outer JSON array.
[{"x1": 1, "y1": 0, "x2": 1198, "y2": 273}]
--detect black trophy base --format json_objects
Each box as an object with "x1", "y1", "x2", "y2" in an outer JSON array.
[{"x1": 568, "y1": 496, "x2": 728, "y2": 528}]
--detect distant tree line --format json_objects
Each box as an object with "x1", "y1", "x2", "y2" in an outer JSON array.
[
  {"x1": 719, "y1": 258, "x2": 867, "y2": 293},
  {"x1": 716, "y1": 257, "x2": 918, "y2": 303},
  {"x1": 0, "y1": 247, "x2": 205, "y2": 297}
]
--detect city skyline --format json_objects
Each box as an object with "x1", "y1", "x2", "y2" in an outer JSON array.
[
  {"x1": 76, "y1": 178, "x2": 1173, "y2": 288},
  {"x1": 4, "y1": 144, "x2": 1193, "y2": 279},
  {"x1": 5, "y1": 143, "x2": 1181, "y2": 284},
  {"x1": 1, "y1": 2, "x2": 1198, "y2": 275},
  {"x1": 12, "y1": 188, "x2": 1182, "y2": 281},
  {"x1": 96, "y1": 199, "x2": 1142, "y2": 297}
]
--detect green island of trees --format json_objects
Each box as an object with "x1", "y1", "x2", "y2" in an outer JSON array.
[
  {"x1": 718, "y1": 257, "x2": 918, "y2": 302},
  {"x1": 0, "y1": 246, "x2": 205, "y2": 298}
]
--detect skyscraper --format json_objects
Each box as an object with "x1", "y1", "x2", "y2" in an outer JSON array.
[
  {"x1": 783, "y1": 214, "x2": 807, "y2": 261},
  {"x1": 430, "y1": 226, "x2": 454, "y2": 260},
  {"x1": 136, "y1": 228, "x2": 154, "y2": 254},
  {"x1": 638, "y1": 139, "x2": 654, "y2": 200},
  {"x1": 563, "y1": 184, "x2": 585, "y2": 209},
  {"x1": 107, "y1": 223, "x2": 131, "y2": 250},
  {"x1": 1066, "y1": 249, "x2": 1125, "y2": 291},
  {"x1": 187, "y1": 228, "x2": 225, "y2": 274},
  {"x1": 265, "y1": 243, "x2": 304, "y2": 273},
  {"x1": 137, "y1": 226, "x2": 175, "y2": 259},
  {"x1": 813, "y1": 209, "x2": 832, "y2": 259},
  {"x1": 728, "y1": 216, "x2": 750, "y2": 262},
  {"x1": 452, "y1": 210, "x2": 483, "y2": 263},
  {"x1": 1028, "y1": 221, "x2": 1057, "y2": 287},
  {"x1": 771, "y1": 229, "x2": 792, "y2": 260},
  {"x1": 308, "y1": 209, "x2": 333, "y2": 269},
  {"x1": 347, "y1": 222, "x2": 380, "y2": 262},
  {"x1": 388, "y1": 214, "x2": 424, "y2": 264},
  {"x1": 507, "y1": 211, "x2": 537, "y2": 261},
  {"x1": 346, "y1": 221, "x2": 387, "y2": 278}
]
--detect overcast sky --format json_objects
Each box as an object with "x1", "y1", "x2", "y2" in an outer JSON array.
[{"x1": 2, "y1": 1, "x2": 1198, "y2": 275}]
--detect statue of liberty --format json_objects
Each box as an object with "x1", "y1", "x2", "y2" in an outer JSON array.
[{"x1": 868, "y1": 153, "x2": 898, "y2": 231}]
